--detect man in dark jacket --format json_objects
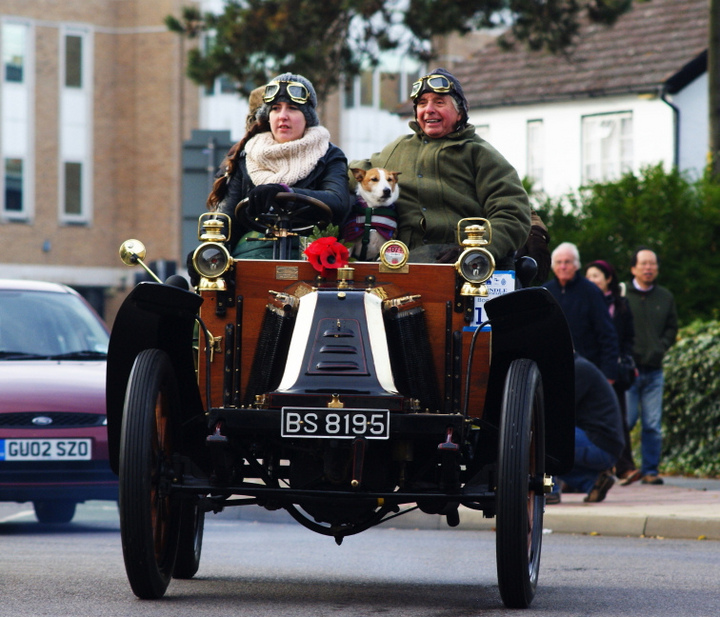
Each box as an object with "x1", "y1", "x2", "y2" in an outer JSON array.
[
  {"x1": 544, "y1": 242, "x2": 619, "y2": 380},
  {"x1": 551, "y1": 354, "x2": 625, "y2": 503},
  {"x1": 624, "y1": 248, "x2": 678, "y2": 485}
]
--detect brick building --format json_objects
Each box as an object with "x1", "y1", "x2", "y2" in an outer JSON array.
[{"x1": 1, "y1": 1, "x2": 199, "y2": 322}]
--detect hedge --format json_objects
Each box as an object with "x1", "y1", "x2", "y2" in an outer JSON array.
[{"x1": 661, "y1": 320, "x2": 720, "y2": 477}]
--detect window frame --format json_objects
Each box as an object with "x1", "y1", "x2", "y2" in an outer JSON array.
[
  {"x1": 1, "y1": 19, "x2": 35, "y2": 222},
  {"x1": 526, "y1": 119, "x2": 545, "y2": 191},
  {"x1": 58, "y1": 26, "x2": 93, "y2": 225},
  {"x1": 581, "y1": 111, "x2": 634, "y2": 185}
]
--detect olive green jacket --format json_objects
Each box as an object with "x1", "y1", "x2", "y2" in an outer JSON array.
[
  {"x1": 624, "y1": 282, "x2": 678, "y2": 369},
  {"x1": 350, "y1": 122, "x2": 531, "y2": 263}
]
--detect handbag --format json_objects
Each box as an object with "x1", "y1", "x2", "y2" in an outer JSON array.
[{"x1": 616, "y1": 354, "x2": 637, "y2": 390}]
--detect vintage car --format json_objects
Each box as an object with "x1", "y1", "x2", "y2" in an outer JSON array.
[{"x1": 106, "y1": 195, "x2": 574, "y2": 608}]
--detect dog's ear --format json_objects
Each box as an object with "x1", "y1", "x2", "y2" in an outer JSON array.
[
  {"x1": 388, "y1": 171, "x2": 401, "y2": 182},
  {"x1": 350, "y1": 168, "x2": 367, "y2": 182}
]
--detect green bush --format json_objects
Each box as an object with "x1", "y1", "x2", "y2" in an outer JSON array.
[{"x1": 661, "y1": 320, "x2": 720, "y2": 477}]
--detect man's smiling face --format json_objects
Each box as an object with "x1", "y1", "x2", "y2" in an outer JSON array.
[{"x1": 415, "y1": 92, "x2": 462, "y2": 139}]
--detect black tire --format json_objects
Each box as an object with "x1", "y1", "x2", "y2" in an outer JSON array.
[
  {"x1": 119, "y1": 349, "x2": 181, "y2": 599},
  {"x1": 496, "y1": 358, "x2": 546, "y2": 609},
  {"x1": 172, "y1": 500, "x2": 205, "y2": 579},
  {"x1": 33, "y1": 500, "x2": 76, "y2": 524}
]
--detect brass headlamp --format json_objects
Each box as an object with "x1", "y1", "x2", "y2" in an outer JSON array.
[
  {"x1": 192, "y1": 213, "x2": 233, "y2": 291},
  {"x1": 454, "y1": 218, "x2": 495, "y2": 297}
]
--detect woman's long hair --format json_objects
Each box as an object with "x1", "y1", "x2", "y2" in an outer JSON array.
[
  {"x1": 586, "y1": 259, "x2": 628, "y2": 314},
  {"x1": 206, "y1": 117, "x2": 270, "y2": 211}
]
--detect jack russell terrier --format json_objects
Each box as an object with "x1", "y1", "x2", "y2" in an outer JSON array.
[{"x1": 344, "y1": 167, "x2": 400, "y2": 261}]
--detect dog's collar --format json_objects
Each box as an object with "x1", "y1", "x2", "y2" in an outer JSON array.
[
  {"x1": 352, "y1": 196, "x2": 396, "y2": 219},
  {"x1": 343, "y1": 198, "x2": 398, "y2": 246}
]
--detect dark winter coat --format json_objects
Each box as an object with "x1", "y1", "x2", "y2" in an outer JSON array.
[
  {"x1": 219, "y1": 143, "x2": 351, "y2": 249},
  {"x1": 545, "y1": 272, "x2": 619, "y2": 380},
  {"x1": 574, "y1": 354, "x2": 625, "y2": 459},
  {"x1": 605, "y1": 294, "x2": 635, "y2": 357},
  {"x1": 624, "y1": 282, "x2": 678, "y2": 369}
]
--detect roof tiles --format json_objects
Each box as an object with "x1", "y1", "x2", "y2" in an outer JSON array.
[{"x1": 453, "y1": 0, "x2": 708, "y2": 108}]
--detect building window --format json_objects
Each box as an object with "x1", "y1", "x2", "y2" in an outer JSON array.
[
  {"x1": 4, "y1": 158, "x2": 23, "y2": 211},
  {"x1": 582, "y1": 112, "x2": 633, "y2": 184},
  {"x1": 344, "y1": 63, "x2": 422, "y2": 111},
  {"x1": 65, "y1": 35, "x2": 83, "y2": 88},
  {"x1": 359, "y1": 70, "x2": 374, "y2": 107},
  {"x1": 379, "y1": 72, "x2": 401, "y2": 111},
  {"x1": 2, "y1": 21, "x2": 33, "y2": 219},
  {"x1": 343, "y1": 77, "x2": 354, "y2": 109},
  {"x1": 60, "y1": 28, "x2": 92, "y2": 223},
  {"x1": 64, "y1": 162, "x2": 82, "y2": 215},
  {"x1": 219, "y1": 75, "x2": 236, "y2": 94},
  {"x1": 526, "y1": 119, "x2": 544, "y2": 190},
  {"x1": 2, "y1": 22, "x2": 25, "y2": 83}
]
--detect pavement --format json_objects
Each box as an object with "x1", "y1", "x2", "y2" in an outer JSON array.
[
  {"x1": 385, "y1": 475, "x2": 720, "y2": 541},
  {"x1": 226, "y1": 475, "x2": 720, "y2": 541}
]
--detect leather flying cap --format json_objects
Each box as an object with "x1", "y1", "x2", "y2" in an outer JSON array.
[
  {"x1": 412, "y1": 67, "x2": 468, "y2": 127},
  {"x1": 256, "y1": 72, "x2": 319, "y2": 128}
]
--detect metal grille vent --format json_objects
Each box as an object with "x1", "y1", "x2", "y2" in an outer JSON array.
[{"x1": 0, "y1": 412, "x2": 105, "y2": 429}]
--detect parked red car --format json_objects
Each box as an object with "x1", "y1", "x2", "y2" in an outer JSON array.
[{"x1": 0, "y1": 279, "x2": 117, "y2": 523}]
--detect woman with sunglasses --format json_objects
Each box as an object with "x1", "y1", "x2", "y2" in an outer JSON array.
[
  {"x1": 350, "y1": 68, "x2": 537, "y2": 270},
  {"x1": 206, "y1": 73, "x2": 351, "y2": 258}
]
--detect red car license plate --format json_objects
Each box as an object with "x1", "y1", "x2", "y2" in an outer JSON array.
[
  {"x1": 281, "y1": 408, "x2": 389, "y2": 440},
  {"x1": 0, "y1": 438, "x2": 92, "y2": 461}
]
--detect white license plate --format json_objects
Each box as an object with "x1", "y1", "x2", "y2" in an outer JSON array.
[
  {"x1": 281, "y1": 408, "x2": 389, "y2": 440},
  {"x1": 0, "y1": 439, "x2": 92, "y2": 461}
]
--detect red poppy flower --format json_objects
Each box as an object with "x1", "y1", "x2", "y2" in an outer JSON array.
[{"x1": 304, "y1": 237, "x2": 349, "y2": 277}]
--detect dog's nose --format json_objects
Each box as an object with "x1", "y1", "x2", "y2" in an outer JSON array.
[{"x1": 382, "y1": 188, "x2": 391, "y2": 197}]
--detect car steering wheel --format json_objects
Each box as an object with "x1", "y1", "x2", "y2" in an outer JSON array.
[{"x1": 235, "y1": 192, "x2": 332, "y2": 236}]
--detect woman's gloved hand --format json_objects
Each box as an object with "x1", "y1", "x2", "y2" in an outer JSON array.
[{"x1": 246, "y1": 184, "x2": 288, "y2": 214}]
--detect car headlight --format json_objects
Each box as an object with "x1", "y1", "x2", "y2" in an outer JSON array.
[
  {"x1": 192, "y1": 242, "x2": 232, "y2": 289},
  {"x1": 455, "y1": 247, "x2": 495, "y2": 296}
]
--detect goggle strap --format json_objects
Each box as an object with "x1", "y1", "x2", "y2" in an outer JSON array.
[
  {"x1": 263, "y1": 81, "x2": 310, "y2": 104},
  {"x1": 411, "y1": 74, "x2": 453, "y2": 99}
]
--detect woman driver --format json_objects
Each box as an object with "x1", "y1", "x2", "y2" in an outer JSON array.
[{"x1": 207, "y1": 73, "x2": 351, "y2": 258}]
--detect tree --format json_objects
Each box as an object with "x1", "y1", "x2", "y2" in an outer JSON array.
[
  {"x1": 165, "y1": 0, "x2": 633, "y2": 104},
  {"x1": 166, "y1": 0, "x2": 392, "y2": 105},
  {"x1": 710, "y1": 0, "x2": 720, "y2": 175}
]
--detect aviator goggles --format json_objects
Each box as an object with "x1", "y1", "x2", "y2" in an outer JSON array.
[
  {"x1": 262, "y1": 81, "x2": 310, "y2": 105},
  {"x1": 410, "y1": 74, "x2": 454, "y2": 100}
]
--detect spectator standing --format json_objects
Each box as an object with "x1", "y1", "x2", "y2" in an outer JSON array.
[
  {"x1": 545, "y1": 242, "x2": 619, "y2": 380},
  {"x1": 585, "y1": 260, "x2": 640, "y2": 485},
  {"x1": 624, "y1": 248, "x2": 678, "y2": 485}
]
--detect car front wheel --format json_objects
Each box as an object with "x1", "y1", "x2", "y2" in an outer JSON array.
[{"x1": 33, "y1": 500, "x2": 77, "y2": 524}]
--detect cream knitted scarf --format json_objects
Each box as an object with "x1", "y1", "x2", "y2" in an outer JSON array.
[{"x1": 244, "y1": 126, "x2": 330, "y2": 187}]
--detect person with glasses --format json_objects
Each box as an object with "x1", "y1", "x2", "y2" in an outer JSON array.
[
  {"x1": 623, "y1": 248, "x2": 678, "y2": 485},
  {"x1": 206, "y1": 73, "x2": 351, "y2": 258},
  {"x1": 349, "y1": 68, "x2": 536, "y2": 270}
]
